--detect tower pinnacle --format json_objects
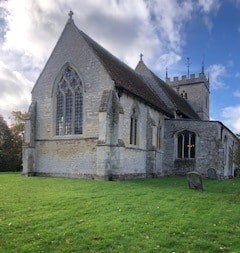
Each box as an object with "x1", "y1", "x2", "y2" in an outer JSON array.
[
  {"x1": 201, "y1": 54, "x2": 205, "y2": 74},
  {"x1": 166, "y1": 67, "x2": 168, "y2": 80}
]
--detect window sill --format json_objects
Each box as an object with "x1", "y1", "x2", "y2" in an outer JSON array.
[
  {"x1": 52, "y1": 135, "x2": 97, "y2": 141},
  {"x1": 176, "y1": 158, "x2": 195, "y2": 160},
  {"x1": 53, "y1": 134, "x2": 83, "y2": 139}
]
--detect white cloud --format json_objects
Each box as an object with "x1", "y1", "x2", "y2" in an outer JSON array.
[
  {"x1": 222, "y1": 106, "x2": 240, "y2": 133},
  {"x1": 0, "y1": 61, "x2": 33, "y2": 120},
  {"x1": 197, "y1": 0, "x2": 221, "y2": 13},
  {"x1": 1, "y1": 0, "x2": 63, "y2": 62},
  {"x1": 197, "y1": 0, "x2": 221, "y2": 30},
  {"x1": 145, "y1": 0, "x2": 193, "y2": 53},
  {"x1": 206, "y1": 64, "x2": 226, "y2": 89},
  {"x1": 156, "y1": 52, "x2": 182, "y2": 71}
]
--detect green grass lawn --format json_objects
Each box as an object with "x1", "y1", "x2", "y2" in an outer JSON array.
[{"x1": 1, "y1": 173, "x2": 240, "y2": 253}]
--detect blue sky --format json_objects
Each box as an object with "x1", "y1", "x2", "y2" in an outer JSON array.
[
  {"x1": 184, "y1": 3, "x2": 239, "y2": 111},
  {"x1": 0, "y1": 0, "x2": 240, "y2": 132},
  {"x1": 171, "y1": 1, "x2": 240, "y2": 131}
]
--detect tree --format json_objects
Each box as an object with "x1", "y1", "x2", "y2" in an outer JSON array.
[
  {"x1": 0, "y1": 112, "x2": 26, "y2": 172},
  {"x1": 0, "y1": 115, "x2": 15, "y2": 171},
  {"x1": 9, "y1": 111, "x2": 27, "y2": 171}
]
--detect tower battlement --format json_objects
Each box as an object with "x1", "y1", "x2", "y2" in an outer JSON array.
[
  {"x1": 166, "y1": 71, "x2": 210, "y2": 120},
  {"x1": 166, "y1": 73, "x2": 209, "y2": 88}
]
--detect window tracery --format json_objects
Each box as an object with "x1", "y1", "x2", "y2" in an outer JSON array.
[
  {"x1": 177, "y1": 131, "x2": 195, "y2": 158},
  {"x1": 56, "y1": 66, "x2": 83, "y2": 135}
]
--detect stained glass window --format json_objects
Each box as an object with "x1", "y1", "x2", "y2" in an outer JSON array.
[
  {"x1": 56, "y1": 91, "x2": 63, "y2": 135},
  {"x1": 56, "y1": 66, "x2": 83, "y2": 135},
  {"x1": 75, "y1": 92, "x2": 83, "y2": 134},
  {"x1": 65, "y1": 90, "x2": 72, "y2": 135}
]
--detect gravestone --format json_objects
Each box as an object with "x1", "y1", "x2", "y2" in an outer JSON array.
[
  {"x1": 207, "y1": 168, "x2": 217, "y2": 179},
  {"x1": 186, "y1": 171, "x2": 203, "y2": 190}
]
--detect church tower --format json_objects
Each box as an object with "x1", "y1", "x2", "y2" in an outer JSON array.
[{"x1": 166, "y1": 72, "x2": 210, "y2": 120}]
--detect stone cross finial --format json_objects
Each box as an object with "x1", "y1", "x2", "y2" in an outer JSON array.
[
  {"x1": 140, "y1": 53, "x2": 143, "y2": 61},
  {"x1": 68, "y1": 10, "x2": 74, "y2": 19}
]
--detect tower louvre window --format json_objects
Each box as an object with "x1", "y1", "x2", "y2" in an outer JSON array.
[{"x1": 56, "y1": 66, "x2": 83, "y2": 135}]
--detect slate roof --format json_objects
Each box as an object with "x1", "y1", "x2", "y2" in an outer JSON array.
[
  {"x1": 135, "y1": 60, "x2": 200, "y2": 119},
  {"x1": 72, "y1": 20, "x2": 198, "y2": 119},
  {"x1": 74, "y1": 25, "x2": 174, "y2": 117}
]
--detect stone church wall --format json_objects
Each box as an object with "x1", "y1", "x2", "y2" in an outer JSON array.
[
  {"x1": 32, "y1": 20, "x2": 115, "y2": 140},
  {"x1": 26, "y1": 20, "x2": 116, "y2": 177},
  {"x1": 164, "y1": 119, "x2": 238, "y2": 178},
  {"x1": 35, "y1": 138, "x2": 97, "y2": 178},
  {"x1": 110, "y1": 93, "x2": 165, "y2": 179}
]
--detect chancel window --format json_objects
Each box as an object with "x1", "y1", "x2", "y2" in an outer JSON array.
[
  {"x1": 56, "y1": 66, "x2": 83, "y2": 135},
  {"x1": 130, "y1": 108, "x2": 138, "y2": 145},
  {"x1": 178, "y1": 131, "x2": 195, "y2": 158}
]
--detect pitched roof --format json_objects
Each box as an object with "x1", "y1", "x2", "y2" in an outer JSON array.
[
  {"x1": 135, "y1": 60, "x2": 200, "y2": 119},
  {"x1": 71, "y1": 22, "x2": 174, "y2": 117}
]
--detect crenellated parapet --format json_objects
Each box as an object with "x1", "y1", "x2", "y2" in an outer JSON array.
[{"x1": 166, "y1": 73, "x2": 209, "y2": 90}]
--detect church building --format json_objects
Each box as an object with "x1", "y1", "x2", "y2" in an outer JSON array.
[{"x1": 22, "y1": 13, "x2": 239, "y2": 180}]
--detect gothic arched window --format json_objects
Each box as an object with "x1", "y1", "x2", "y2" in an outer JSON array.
[
  {"x1": 130, "y1": 108, "x2": 138, "y2": 145},
  {"x1": 56, "y1": 66, "x2": 83, "y2": 135},
  {"x1": 178, "y1": 131, "x2": 195, "y2": 158}
]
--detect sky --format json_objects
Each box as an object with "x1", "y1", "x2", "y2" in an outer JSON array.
[{"x1": 0, "y1": 0, "x2": 240, "y2": 133}]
